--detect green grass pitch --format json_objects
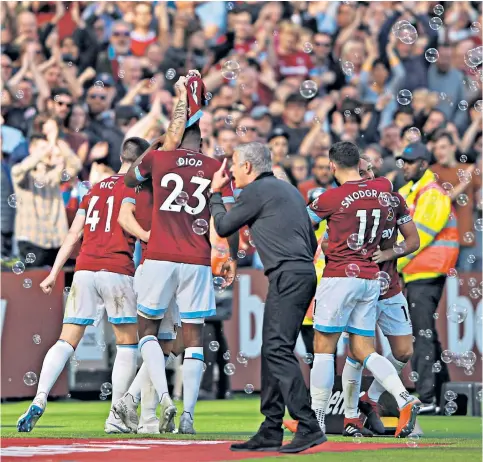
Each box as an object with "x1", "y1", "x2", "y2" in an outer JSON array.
[{"x1": 1, "y1": 397, "x2": 482, "y2": 461}]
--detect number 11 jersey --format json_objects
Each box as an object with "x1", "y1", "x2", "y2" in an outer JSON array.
[
  {"x1": 308, "y1": 177, "x2": 392, "y2": 279},
  {"x1": 75, "y1": 174, "x2": 136, "y2": 276},
  {"x1": 135, "y1": 148, "x2": 234, "y2": 266}
]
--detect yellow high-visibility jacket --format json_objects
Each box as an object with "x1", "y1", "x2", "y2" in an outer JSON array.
[
  {"x1": 398, "y1": 169, "x2": 459, "y2": 283},
  {"x1": 303, "y1": 221, "x2": 327, "y2": 326}
]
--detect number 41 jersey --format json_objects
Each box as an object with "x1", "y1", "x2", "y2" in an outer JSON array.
[
  {"x1": 136, "y1": 148, "x2": 234, "y2": 266},
  {"x1": 75, "y1": 174, "x2": 136, "y2": 276}
]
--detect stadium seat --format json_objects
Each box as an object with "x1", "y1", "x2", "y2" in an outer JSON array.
[{"x1": 440, "y1": 382, "x2": 482, "y2": 416}]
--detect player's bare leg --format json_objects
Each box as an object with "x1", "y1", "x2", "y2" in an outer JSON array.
[
  {"x1": 17, "y1": 324, "x2": 85, "y2": 432},
  {"x1": 310, "y1": 331, "x2": 341, "y2": 433},
  {"x1": 359, "y1": 335, "x2": 413, "y2": 433},
  {"x1": 105, "y1": 324, "x2": 138, "y2": 434},
  {"x1": 350, "y1": 334, "x2": 420, "y2": 438},
  {"x1": 178, "y1": 321, "x2": 204, "y2": 434}
]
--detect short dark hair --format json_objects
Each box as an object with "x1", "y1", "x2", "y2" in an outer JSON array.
[
  {"x1": 51, "y1": 87, "x2": 72, "y2": 100},
  {"x1": 181, "y1": 124, "x2": 201, "y2": 145},
  {"x1": 434, "y1": 130, "x2": 454, "y2": 145},
  {"x1": 121, "y1": 137, "x2": 150, "y2": 163},
  {"x1": 395, "y1": 106, "x2": 413, "y2": 117},
  {"x1": 373, "y1": 58, "x2": 389, "y2": 71},
  {"x1": 329, "y1": 141, "x2": 360, "y2": 169}
]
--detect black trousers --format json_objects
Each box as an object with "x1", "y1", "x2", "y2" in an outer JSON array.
[
  {"x1": 406, "y1": 277, "x2": 450, "y2": 403},
  {"x1": 18, "y1": 241, "x2": 59, "y2": 268},
  {"x1": 201, "y1": 320, "x2": 231, "y2": 397},
  {"x1": 259, "y1": 269, "x2": 319, "y2": 437}
]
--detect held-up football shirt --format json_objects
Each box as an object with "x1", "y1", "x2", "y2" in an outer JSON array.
[
  {"x1": 135, "y1": 149, "x2": 234, "y2": 266},
  {"x1": 76, "y1": 174, "x2": 136, "y2": 276}
]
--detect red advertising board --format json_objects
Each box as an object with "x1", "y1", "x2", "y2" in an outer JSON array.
[
  {"x1": 224, "y1": 270, "x2": 482, "y2": 391},
  {"x1": 1, "y1": 270, "x2": 68, "y2": 399}
]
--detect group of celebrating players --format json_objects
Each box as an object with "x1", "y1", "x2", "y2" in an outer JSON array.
[{"x1": 18, "y1": 69, "x2": 422, "y2": 445}]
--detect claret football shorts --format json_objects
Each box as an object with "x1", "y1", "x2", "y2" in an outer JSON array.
[
  {"x1": 313, "y1": 277, "x2": 380, "y2": 336},
  {"x1": 376, "y1": 291, "x2": 412, "y2": 336},
  {"x1": 134, "y1": 264, "x2": 180, "y2": 340},
  {"x1": 136, "y1": 259, "x2": 216, "y2": 324},
  {"x1": 63, "y1": 270, "x2": 136, "y2": 326}
]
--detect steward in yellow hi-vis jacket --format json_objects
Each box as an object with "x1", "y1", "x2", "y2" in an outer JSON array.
[{"x1": 397, "y1": 142, "x2": 458, "y2": 409}]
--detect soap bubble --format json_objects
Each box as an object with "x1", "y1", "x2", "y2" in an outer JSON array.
[
  {"x1": 7, "y1": 194, "x2": 17, "y2": 208},
  {"x1": 397, "y1": 23, "x2": 418, "y2": 44},
  {"x1": 23, "y1": 372, "x2": 38, "y2": 386},
  {"x1": 429, "y1": 17, "x2": 443, "y2": 31},
  {"x1": 458, "y1": 100, "x2": 468, "y2": 111},
  {"x1": 425, "y1": 48, "x2": 439, "y2": 63},
  {"x1": 166, "y1": 68, "x2": 176, "y2": 80},
  {"x1": 192, "y1": 219, "x2": 208, "y2": 235},
  {"x1": 407, "y1": 433, "x2": 420, "y2": 448},
  {"x1": 405, "y1": 127, "x2": 421, "y2": 143},
  {"x1": 345, "y1": 264, "x2": 360, "y2": 278},
  {"x1": 244, "y1": 383, "x2": 255, "y2": 394},
  {"x1": 347, "y1": 234, "x2": 363, "y2": 251},
  {"x1": 303, "y1": 353, "x2": 314, "y2": 364},
  {"x1": 341, "y1": 61, "x2": 355, "y2": 76},
  {"x1": 446, "y1": 304, "x2": 467, "y2": 323},
  {"x1": 32, "y1": 334, "x2": 41, "y2": 344},
  {"x1": 237, "y1": 351, "x2": 248, "y2": 365},
  {"x1": 12, "y1": 261, "x2": 25, "y2": 275},
  {"x1": 23, "y1": 278, "x2": 32, "y2": 288},
  {"x1": 209, "y1": 341, "x2": 220, "y2": 352},
  {"x1": 300, "y1": 80, "x2": 318, "y2": 98},
  {"x1": 100, "y1": 382, "x2": 112, "y2": 395},
  {"x1": 224, "y1": 363, "x2": 236, "y2": 375},
  {"x1": 433, "y1": 4, "x2": 444, "y2": 15},
  {"x1": 409, "y1": 371, "x2": 419, "y2": 382},
  {"x1": 237, "y1": 250, "x2": 246, "y2": 259},
  {"x1": 397, "y1": 89, "x2": 413, "y2": 105},
  {"x1": 221, "y1": 61, "x2": 240, "y2": 80},
  {"x1": 302, "y1": 42, "x2": 313, "y2": 53},
  {"x1": 441, "y1": 350, "x2": 453, "y2": 363},
  {"x1": 175, "y1": 191, "x2": 189, "y2": 206}
]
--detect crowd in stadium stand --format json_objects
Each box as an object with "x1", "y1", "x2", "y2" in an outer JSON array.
[{"x1": 1, "y1": 1, "x2": 482, "y2": 399}]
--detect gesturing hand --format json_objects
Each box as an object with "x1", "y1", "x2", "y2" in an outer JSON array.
[{"x1": 211, "y1": 158, "x2": 230, "y2": 192}]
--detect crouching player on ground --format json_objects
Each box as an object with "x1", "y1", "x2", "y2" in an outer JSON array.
[{"x1": 17, "y1": 137, "x2": 150, "y2": 433}]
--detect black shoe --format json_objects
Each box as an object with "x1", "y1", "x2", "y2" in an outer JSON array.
[
  {"x1": 342, "y1": 417, "x2": 374, "y2": 437},
  {"x1": 230, "y1": 433, "x2": 282, "y2": 452},
  {"x1": 279, "y1": 430, "x2": 327, "y2": 454}
]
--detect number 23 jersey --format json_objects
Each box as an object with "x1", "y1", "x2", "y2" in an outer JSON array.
[
  {"x1": 75, "y1": 174, "x2": 136, "y2": 276},
  {"x1": 308, "y1": 177, "x2": 392, "y2": 279},
  {"x1": 136, "y1": 149, "x2": 234, "y2": 266}
]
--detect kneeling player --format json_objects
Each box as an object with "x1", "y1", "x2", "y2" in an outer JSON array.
[{"x1": 17, "y1": 137, "x2": 150, "y2": 433}]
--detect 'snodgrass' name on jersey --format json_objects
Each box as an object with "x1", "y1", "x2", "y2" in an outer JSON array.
[{"x1": 341, "y1": 189, "x2": 388, "y2": 208}]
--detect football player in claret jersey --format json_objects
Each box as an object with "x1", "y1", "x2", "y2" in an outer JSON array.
[
  {"x1": 340, "y1": 155, "x2": 421, "y2": 437},
  {"x1": 17, "y1": 137, "x2": 150, "y2": 434},
  {"x1": 307, "y1": 142, "x2": 421, "y2": 439},
  {"x1": 115, "y1": 76, "x2": 235, "y2": 435}
]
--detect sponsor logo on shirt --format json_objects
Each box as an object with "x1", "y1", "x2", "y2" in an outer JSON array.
[{"x1": 382, "y1": 227, "x2": 394, "y2": 240}]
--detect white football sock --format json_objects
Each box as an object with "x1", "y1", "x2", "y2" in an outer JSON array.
[
  {"x1": 140, "y1": 354, "x2": 169, "y2": 421},
  {"x1": 139, "y1": 335, "x2": 169, "y2": 401},
  {"x1": 128, "y1": 363, "x2": 147, "y2": 404},
  {"x1": 112, "y1": 345, "x2": 138, "y2": 404},
  {"x1": 182, "y1": 347, "x2": 204, "y2": 418},
  {"x1": 36, "y1": 340, "x2": 74, "y2": 403},
  {"x1": 310, "y1": 353, "x2": 334, "y2": 431},
  {"x1": 342, "y1": 357, "x2": 362, "y2": 419},
  {"x1": 368, "y1": 352, "x2": 407, "y2": 402},
  {"x1": 364, "y1": 353, "x2": 411, "y2": 408}
]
